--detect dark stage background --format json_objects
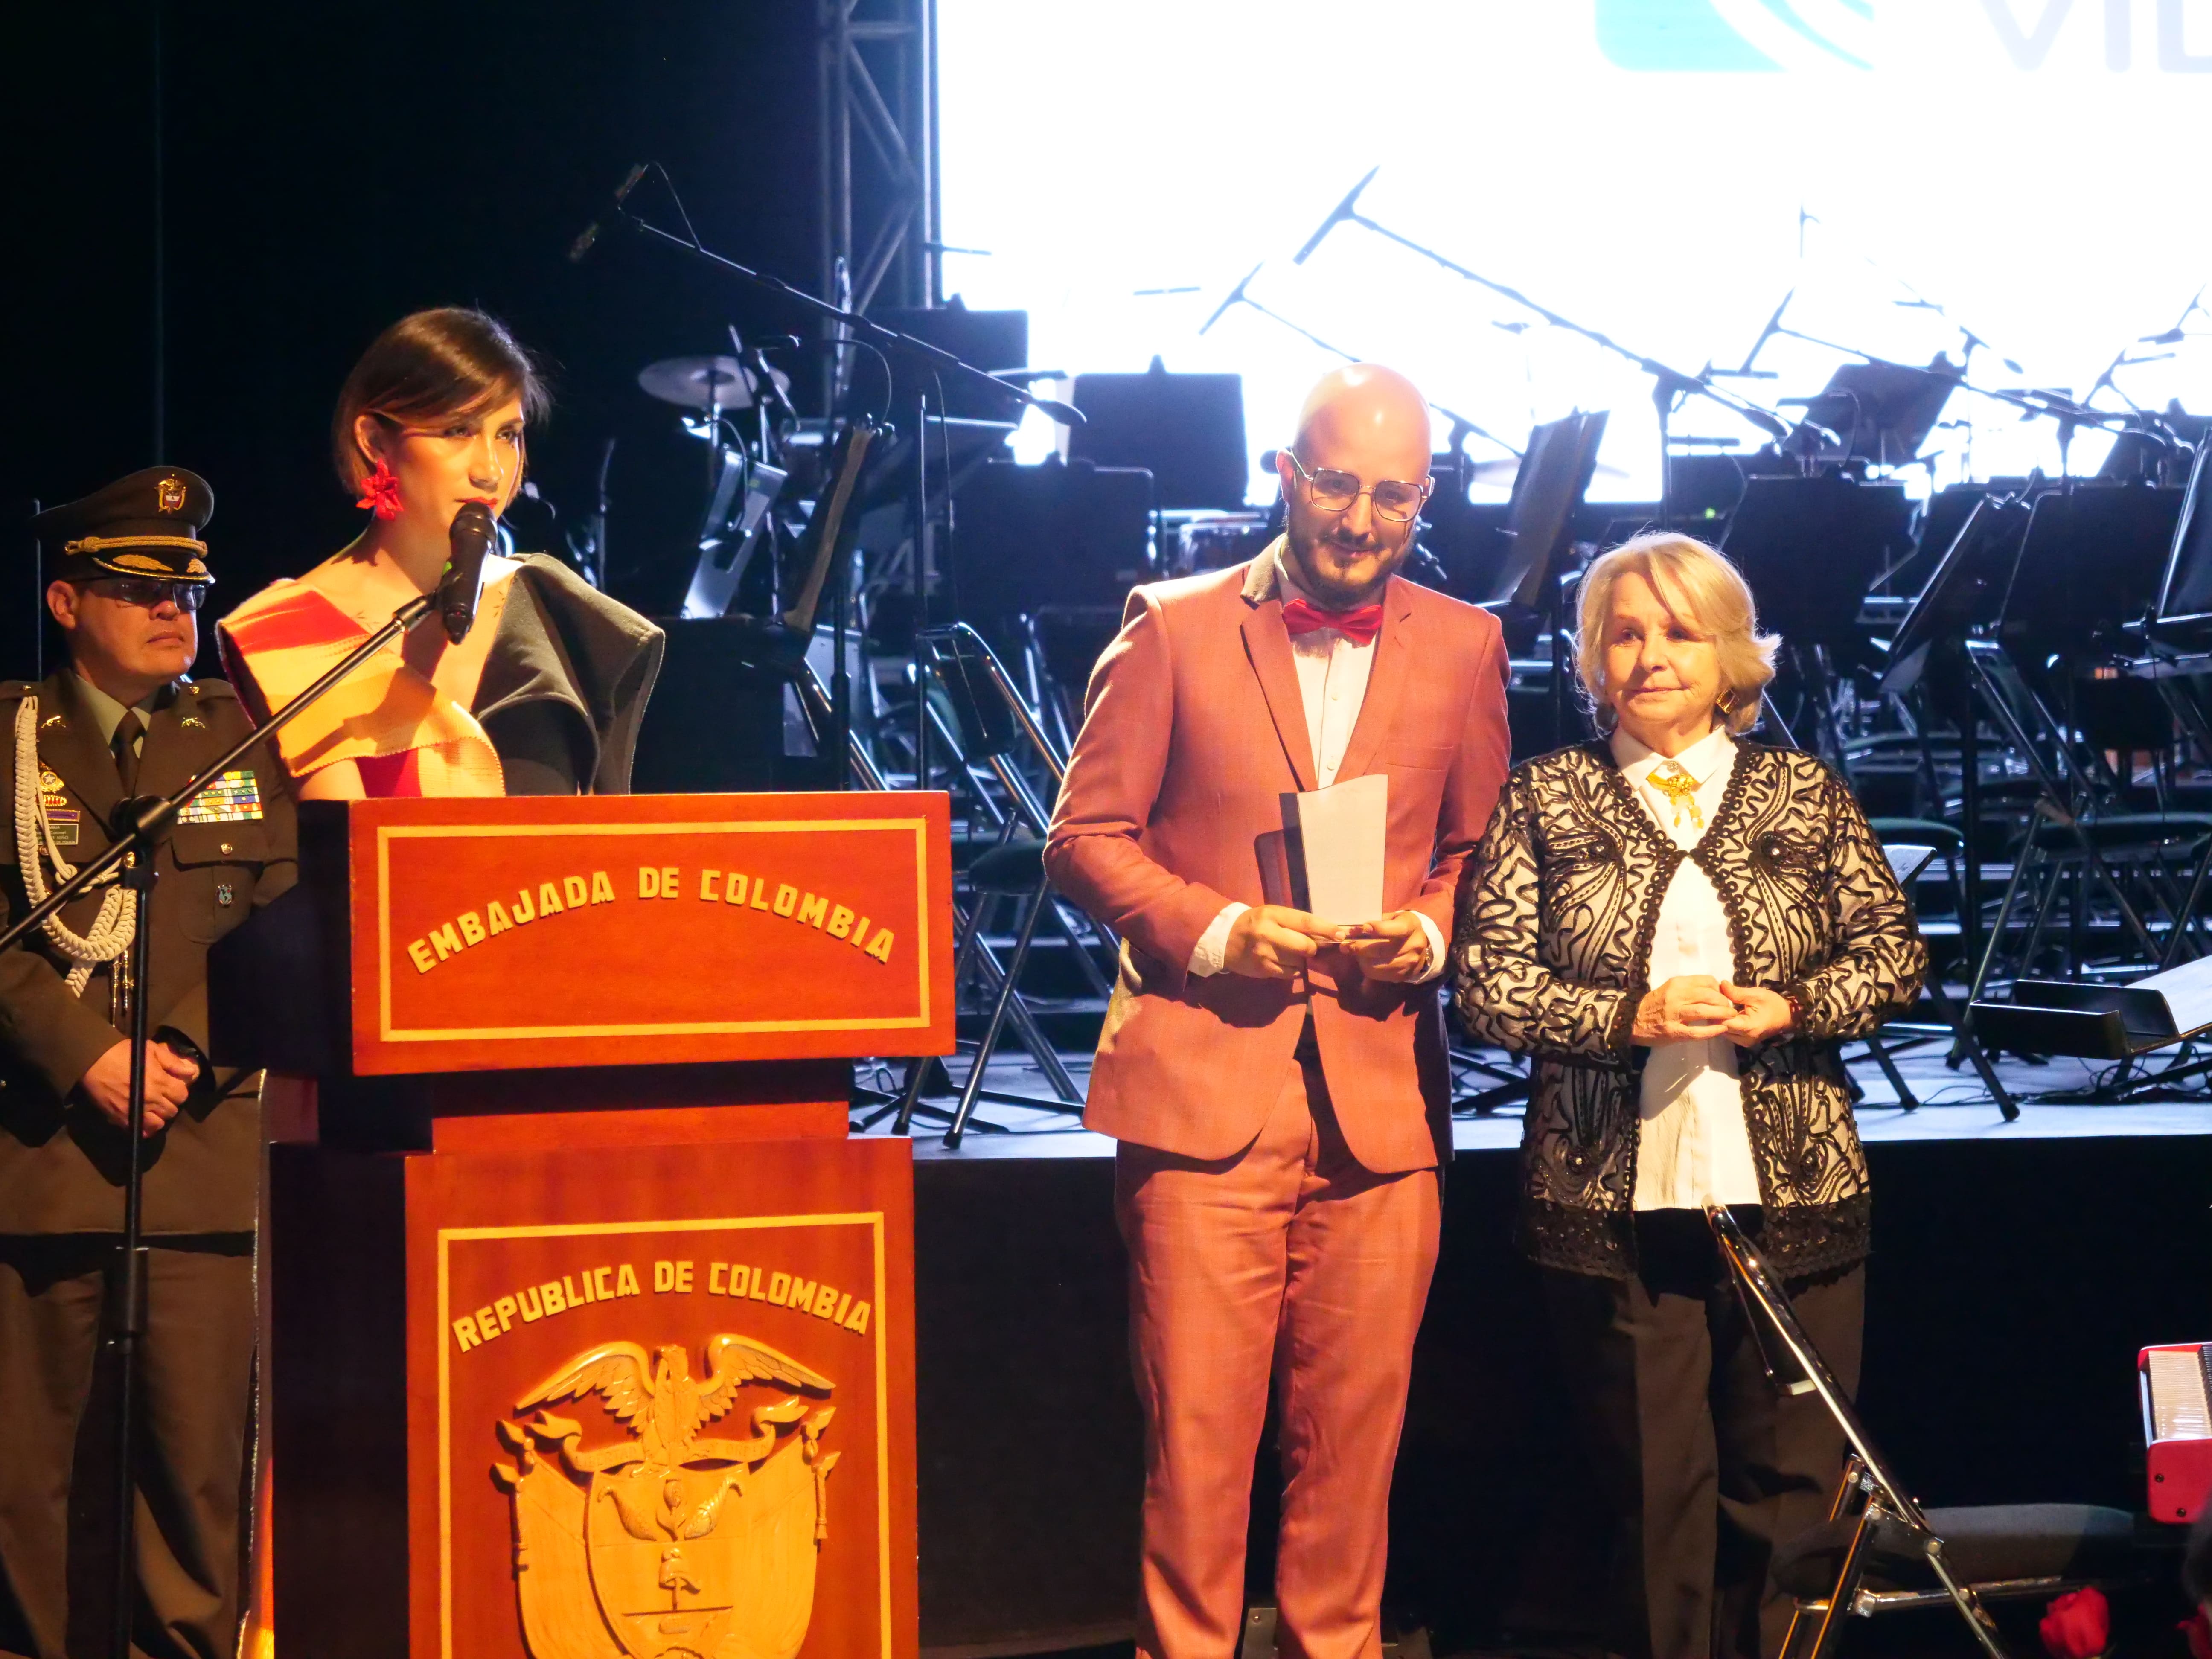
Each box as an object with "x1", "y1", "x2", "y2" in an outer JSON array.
[
  {"x1": 10, "y1": 0, "x2": 826, "y2": 678},
  {"x1": 915, "y1": 1133, "x2": 2212, "y2": 1655}
]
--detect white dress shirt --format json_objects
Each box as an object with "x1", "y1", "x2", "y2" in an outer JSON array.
[
  {"x1": 1186, "y1": 548, "x2": 1446, "y2": 980},
  {"x1": 1613, "y1": 724, "x2": 1764, "y2": 1211}
]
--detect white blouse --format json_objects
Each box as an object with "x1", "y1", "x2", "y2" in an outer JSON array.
[{"x1": 1612, "y1": 725, "x2": 1764, "y2": 1211}]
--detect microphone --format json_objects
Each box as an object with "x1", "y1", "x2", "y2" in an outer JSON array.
[
  {"x1": 1201, "y1": 263, "x2": 1263, "y2": 336},
  {"x1": 567, "y1": 163, "x2": 649, "y2": 264},
  {"x1": 441, "y1": 502, "x2": 497, "y2": 644},
  {"x1": 1293, "y1": 166, "x2": 1379, "y2": 265}
]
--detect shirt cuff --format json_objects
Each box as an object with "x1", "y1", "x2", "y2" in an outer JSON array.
[
  {"x1": 1412, "y1": 911, "x2": 1447, "y2": 984},
  {"x1": 1187, "y1": 903, "x2": 1249, "y2": 978}
]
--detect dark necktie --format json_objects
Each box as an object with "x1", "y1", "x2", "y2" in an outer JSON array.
[{"x1": 112, "y1": 710, "x2": 145, "y2": 795}]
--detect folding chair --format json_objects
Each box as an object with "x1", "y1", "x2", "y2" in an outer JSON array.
[
  {"x1": 1863, "y1": 829, "x2": 2019, "y2": 1119},
  {"x1": 1708, "y1": 1204, "x2": 2155, "y2": 1658},
  {"x1": 892, "y1": 623, "x2": 1118, "y2": 1145},
  {"x1": 1963, "y1": 643, "x2": 2180, "y2": 994}
]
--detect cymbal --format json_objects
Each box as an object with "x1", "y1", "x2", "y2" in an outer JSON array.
[{"x1": 639, "y1": 355, "x2": 757, "y2": 411}]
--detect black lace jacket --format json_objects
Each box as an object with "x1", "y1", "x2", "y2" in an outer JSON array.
[{"x1": 1450, "y1": 742, "x2": 1926, "y2": 1281}]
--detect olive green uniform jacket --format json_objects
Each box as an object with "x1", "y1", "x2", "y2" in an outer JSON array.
[{"x1": 0, "y1": 670, "x2": 297, "y2": 1234}]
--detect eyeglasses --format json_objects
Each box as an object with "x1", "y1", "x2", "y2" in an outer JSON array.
[
  {"x1": 1283, "y1": 450, "x2": 1432, "y2": 523},
  {"x1": 88, "y1": 577, "x2": 209, "y2": 613}
]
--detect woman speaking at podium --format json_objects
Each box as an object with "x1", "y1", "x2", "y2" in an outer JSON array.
[
  {"x1": 1452, "y1": 534, "x2": 1925, "y2": 1659},
  {"x1": 214, "y1": 309, "x2": 663, "y2": 1656},
  {"x1": 218, "y1": 307, "x2": 662, "y2": 799}
]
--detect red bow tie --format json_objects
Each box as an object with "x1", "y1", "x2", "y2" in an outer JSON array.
[{"x1": 1281, "y1": 598, "x2": 1383, "y2": 646}]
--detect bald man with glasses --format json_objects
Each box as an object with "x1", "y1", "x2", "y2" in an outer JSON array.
[{"x1": 1046, "y1": 366, "x2": 1511, "y2": 1659}]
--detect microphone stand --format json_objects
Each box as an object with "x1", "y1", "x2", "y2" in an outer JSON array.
[
  {"x1": 0, "y1": 591, "x2": 438, "y2": 1659},
  {"x1": 1197, "y1": 269, "x2": 1522, "y2": 461},
  {"x1": 1758, "y1": 317, "x2": 2134, "y2": 476},
  {"x1": 598, "y1": 196, "x2": 1084, "y2": 798},
  {"x1": 1292, "y1": 172, "x2": 1791, "y2": 523}
]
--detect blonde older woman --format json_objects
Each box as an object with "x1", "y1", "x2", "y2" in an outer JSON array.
[{"x1": 1452, "y1": 533, "x2": 1924, "y2": 1659}]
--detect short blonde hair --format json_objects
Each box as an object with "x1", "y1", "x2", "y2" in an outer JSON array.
[{"x1": 1575, "y1": 532, "x2": 1779, "y2": 735}]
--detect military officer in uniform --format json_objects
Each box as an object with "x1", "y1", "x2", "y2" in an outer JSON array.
[{"x1": 0, "y1": 468, "x2": 295, "y2": 1659}]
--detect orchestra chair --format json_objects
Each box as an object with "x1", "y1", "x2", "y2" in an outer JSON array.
[
  {"x1": 1863, "y1": 824, "x2": 2020, "y2": 1119},
  {"x1": 1963, "y1": 642, "x2": 2202, "y2": 993},
  {"x1": 1707, "y1": 1204, "x2": 2160, "y2": 1659},
  {"x1": 1968, "y1": 806, "x2": 2212, "y2": 1007},
  {"x1": 895, "y1": 623, "x2": 1115, "y2": 1142},
  {"x1": 1774, "y1": 1499, "x2": 2161, "y2": 1654}
]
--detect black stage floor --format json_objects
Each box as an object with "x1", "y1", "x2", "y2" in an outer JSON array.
[{"x1": 875, "y1": 1039, "x2": 2212, "y2": 1658}]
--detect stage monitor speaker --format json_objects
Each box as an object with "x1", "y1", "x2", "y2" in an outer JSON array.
[
  {"x1": 1068, "y1": 366, "x2": 1248, "y2": 511},
  {"x1": 1974, "y1": 946, "x2": 2212, "y2": 1059},
  {"x1": 946, "y1": 458, "x2": 1156, "y2": 622}
]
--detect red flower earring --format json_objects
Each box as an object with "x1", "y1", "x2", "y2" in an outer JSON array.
[{"x1": 355, "y1": 457, "x2": 403, "y2": 521}]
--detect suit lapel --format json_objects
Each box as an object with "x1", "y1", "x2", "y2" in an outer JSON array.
[
  {"x1": 1333, "y1": 576, "x2": 1418, "y2": 783},
  {"x1": 42, "y1": 672, "x2": 122, "y2": 828},
  {"x1": 1239, "y1": 547, "x2": 1318, "y2": 793}
]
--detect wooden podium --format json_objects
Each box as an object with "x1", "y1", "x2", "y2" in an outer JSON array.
[{"x1": 210, "y1": 791, "x2": 952, "y2": 1659}]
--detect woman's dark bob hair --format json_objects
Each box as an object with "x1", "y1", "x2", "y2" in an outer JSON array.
[{"x1": 331, "y1": 307, "x2": 550, "y2": 493}]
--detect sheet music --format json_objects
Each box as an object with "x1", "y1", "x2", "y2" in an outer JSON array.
[{"x1": 1282, "y1": 774, "x2": 1388, "y2": 926}]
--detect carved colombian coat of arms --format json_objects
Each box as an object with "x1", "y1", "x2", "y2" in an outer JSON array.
[{"x1": 492, "y1": 1334, "x2": 839, "y2": 1659}]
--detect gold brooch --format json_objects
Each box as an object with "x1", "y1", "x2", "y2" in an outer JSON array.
[{"x1": 1647, "y1": 759, "x2": 1705, "y2": 830}]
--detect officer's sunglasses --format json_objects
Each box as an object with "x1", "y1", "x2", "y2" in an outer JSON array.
[
  {"x1": 1282, "y1": 450, "x2": 1432, "y2": 523},
  {"x1": 87, "y1": 577, "x2": 209, "y2": 614}
]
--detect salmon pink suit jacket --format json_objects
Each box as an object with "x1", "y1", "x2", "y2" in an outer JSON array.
[{"x1": 1045, "y1": 550, "x2": 1513, "y2": 1174}]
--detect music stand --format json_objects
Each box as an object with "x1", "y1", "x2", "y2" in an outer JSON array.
[
  {"x1": 641, "y1": 421, "x2": 882, "y2": 792},
  {"x1": 1723, "y1": 473, "x2": 1909, "y2": 648},
  {"x1": 1881, "y1": 495, "x2": 2033, "y2": 698},
  {"x1": 1489, "y1": 411, "x2": 1608, "y2": 609},
  {"x1": 1889, "y1": 481, "x2": 1993, "y2": 600},
  {"x1": 1878, "y1": 492, "x2": 2036, "y2": 971},
  {"x1": 1793, "y1": 359, "x2": 1961, "y2": 469},
  {"x1": 1998, "y1": 481, "x2": 2183, "y2": 665},
  {"x1": 1721, "y1": 473, "x2": 1909, "y2": 764},
  {"x1": 1488, "y1": 411, "x2": 1608, "y2": 749},
  {"x1": 1068, "y1": 368, "x2": 1249, "y2": 510},
  {"x1": 945, "y1": 457, "x2": 1158, "y2": 623},
  {"x1": 2151, "y1": 440, "x2": 2212, "y2": 644}
]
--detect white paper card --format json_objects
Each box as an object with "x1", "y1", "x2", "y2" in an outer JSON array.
[{"x1": 1283, "y1": 772, "x2": 1388, "y2": 925}]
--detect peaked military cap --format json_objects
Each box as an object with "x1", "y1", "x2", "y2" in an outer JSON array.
[{"x1": 32, "y1": 467, "x2": 215, "y2": 585}]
